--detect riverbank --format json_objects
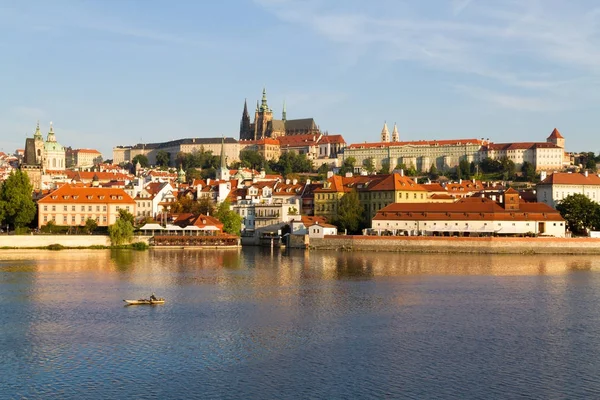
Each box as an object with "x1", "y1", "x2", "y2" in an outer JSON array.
[
  {"x1": 0, "y1": 234, "x2": 150, "y2": 249},
  {"x1": 308, "y1": 235, "x2": 600, "y2": 255}
]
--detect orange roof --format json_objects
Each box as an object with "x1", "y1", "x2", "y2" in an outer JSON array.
[
  {"x1": 348, "y1": 139, "x2": 484, "y2": 149},
  {"x1": 421, "y1": 183, "x2": 446, "y2": 192},
  {"x1": 279, "y1": 134, "x2": 320, "y2": 147},
  {"x1": 539, "y1": 172, "x2": 600, "y2": 185},
  {"x1": 241, "y1": 138, "x2": 280, "y2": 146},
  {"x1": 374, "y1": 197, "x2": 563, "y2": 222},
  {"x1": 72, "y1": 148, "x2": 102, "y2": 154},
  {"x1": 172, "y1": 213, "x2": 223, "y2": 231},
  {"x1": 38, "y1": 184, "x2": 135, "y2": 204},
  {"x1": 66, "y1": 171, "x2": 133, "y2": 182},
  {"x1": 319, "y1": 135, "x2": 346, "y2": 145},
  {"x1": 362, "y1": 173, "x2": 426, "y2": 192},
  {"x1": 547, "y1": 128, "x2": 564, "y2": 139}
]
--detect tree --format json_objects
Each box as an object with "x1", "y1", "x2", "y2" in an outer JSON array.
[
  {"x1": 521, "y1": 161, "x2": 536, "y2": 182},
  {"x1": 428, "y1": 164, "x2": 439, "y2": 180},
  {"x1": 0, "y1": 169, "x2": 36, "y2": 230},
  {"x1": 499, "y1": 157, "x2": 516, "y2": 180},
  {"x1": 84, "y1": 218, "x2": 98, "y2": 234},
  {"x1": 458, "y1": 159, "x2": 471, "y2": 179},
  {"x1": 586, "y1": 158, "x2": 598, "y2": 172},
  {"x1": 339, "y1": 157, "x2": 356, "y2": 176},
  {"x1": 108, "y1": 218, "x2": 134, "y2": 246},
  {"x1": 378, "y1": 159, "x2": 391, "y2": 175},
  {"x1": 556, "y1": 194, "x2": 600, "y2": 235},
  {"x1": 332, "y1": 191, "x2": 364, "y2": 234},
  {"x1": 118, "y1": 209, "x2": 135, "y2": 226},
  {"x1": 215, "y1": 199, "x2": 242, "y2": 236},
  {"x1": 289, "y1": 206, "x2": 298, "y2": 215},
  {"x1": 363, "y1": 157, "x2": 376, "y2": 174},
  {"x1": 198, "y1": 197, "x2": 216, "y2": 216},
  {"x1": 132, "y1": 154, "x2": 149, "y2": 168},
  {"x1": 239, "y1": 150, "x2": 266, "y2": 169},
  {"x1": 170, "y1": 196, "x2": 215, "y2": 215},
  {"x1": 156, "y1": 150, "x2": 171, "y2": 168},
  {"x1": 317, "y1": 164, "x2": 330, "y2": 180}
]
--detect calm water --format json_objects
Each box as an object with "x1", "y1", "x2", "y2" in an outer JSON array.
[{"x1": 2, "y1": 248, "x2": 600, "y2": 399}]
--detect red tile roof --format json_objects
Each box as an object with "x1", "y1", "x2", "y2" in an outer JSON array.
[
  {"x1": 348, "y1": 139, "x2": 485, "y2": 149},
  {"x1": 547, "y1": 128, "x2": 564, "y2": 139},
  {"x1": 319, "y1": 135, "x2": 346, "y2": 145},
  {"x1": 38, "y1": 185, "x2": 135, "y2": 204},
  {"x1": 539, "y1": 172, "x2": 600, "y2": 185}
]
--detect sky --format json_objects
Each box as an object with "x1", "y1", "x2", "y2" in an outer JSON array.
[{"x1": 1, "y1": 0, "x2": 599, "y2": 158}]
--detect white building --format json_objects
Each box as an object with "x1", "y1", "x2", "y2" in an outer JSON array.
[
  {"x1": 372, "y1": 189, "x2": 566, "y2": 237},
  {"x1": 537, "y1": 171, "x2": 600, "y2": 208}
]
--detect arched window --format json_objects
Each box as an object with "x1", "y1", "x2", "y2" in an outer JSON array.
[{"x1": 53, "y1": 158, "x2": 56, "y2": 168}]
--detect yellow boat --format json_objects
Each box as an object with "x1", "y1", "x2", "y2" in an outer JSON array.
[{"x1": 123, "y1": 298, "x2": 165, "y2": 305}]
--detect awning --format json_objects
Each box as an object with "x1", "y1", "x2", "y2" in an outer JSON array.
[
  {"x1": 199, "y1": 226, "x2": 220, "y2": 231},
  {"x1": 165, "y1": 224, "x2": 183, "y2": 231},
  {"x1": 139, "y1": 223, "x2": 164, "y2": 231},
  {"x1": 183, "y1": 226, "x2": 201, "y2": 231}
]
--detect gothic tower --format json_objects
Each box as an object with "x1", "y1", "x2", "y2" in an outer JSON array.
[
  {"x1": 253, "y1": 88, "x2": 273, "y2": 139},
  {"x1": 381, "y1": 122, "x2": 390, "y2": 142},
  {"x1": 217, "y1": 137, "x2": 230, "y2": 181},
  {"x1": 282, "y1": 100, "x2": 287, "y2": 122},
  {"x1": 34, "y1": 121, "x2": 44, "y2": 165},
  {"x1": 239, "y1": 99, "x2": 252, "y2": 140}
]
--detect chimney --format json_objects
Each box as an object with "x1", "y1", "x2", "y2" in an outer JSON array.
[
  {"x1": 585, "y1": 170, "x2": 589, "y2": 177},
  {"x1": 326, "y1": 171, "x2": 334, "y2": 179},
  {"x1": 540, "y1": 171, "x2": 547, "y2": 181},
  {"x1": 345, "y1": 172, "x2": 353, "y2": 178},
  {"x1": 286, "y1": 179, "x2": 290, "y2": 184},
  {"x1": 306, "y1": 179, "x2": 311, "y2": 185},
  {"x1": 459, "y1": 179, "x2": 462, "y2": 184},
  {"x1": 400, "y1": 169, "x2": 404, "y2": 177},
  {"x1": 292, "y1": 179, "x2": 297, "y2": 185}
]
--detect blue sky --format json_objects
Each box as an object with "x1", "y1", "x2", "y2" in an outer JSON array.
[{"x1": 1, "y1": 0, "x2": 599, "y2": 158}]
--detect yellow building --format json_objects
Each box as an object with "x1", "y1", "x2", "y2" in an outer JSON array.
[
  {"x1": 357, "y1": 173, "x2": 429, "y2": 218},
  {"x1": 37, "y1": 184, "x2": 136, "y2": 228}
]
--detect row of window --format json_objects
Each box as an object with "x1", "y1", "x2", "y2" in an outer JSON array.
[
  {"x1": 43, "y1": 205, "x2": 131, "y2": 212},
  {"x1": 43, "y1": 215, "x2": 108, "y2": 224}
]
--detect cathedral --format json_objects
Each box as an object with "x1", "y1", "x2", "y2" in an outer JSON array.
[{"x1": 239, "y1": 88, "x2": 320, "y2": 140}]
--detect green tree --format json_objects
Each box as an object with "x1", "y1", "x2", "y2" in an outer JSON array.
[
  {"x1": 428, "y1": 164, "x2": 439, "y2": 180},
  {"x1": 108, "y1": 218, "x2": 134, "y2": 246},
  {"x1": 118, "y1": 209, "x2": 135, "y2": 226},
  {"x1": 289, "y1": 206, "x2": 298, "y2": 215},
  {"x1": 458, "y1": 159, "x2": 471, "y2": 178},
  {"x1": 585, "y1": 158, "x2": 597, "y2": 172},
  {"x1": 521, "y1": 161, "x2": 536, "y2": 182},
  {"x1": 132, "y1": 154, "x2": 149, "y2": 168},
  {"x1": 84, "y1": 218, "x2": 98, "y2": 234},
  {"x1": 156, "y1": 150, "x2": 171, "y2": 168},
  {"x1": 0, "y1": 169, "x2": 36, "y2": 229},
  {"x1": 480, "y1": 157, "x2": 502, "y2": 173},
  {"x1": 363, "y1": 158, "x2": 376, "y2": 174},
  {"x1": 378, "y1": 159, "x2": 391, "y2": 175},
  {"x1": 215, "y1": 199, "x2": 242, "y2": 236},
  {"x1": 239, "y1": 150, "x2": 267, "y2": 169},
  {"x1": 339, "y1": 157, "x2": 356, "y2": 176},
  {"x1": 42, "y1": 220, "x2": 56, "y2": 234},
  {"x1": 500, "y1": 157, "x2": 516, "y2": 180},
  {"x1": 332, "y1": 191, "x2": 365, "y2": 234},
  {"x1": 317, "y1": 164, "x2": 330, "y2": 180},
  {"x1": 556, "y1": 193, "x2": 600, "y2": 235}
]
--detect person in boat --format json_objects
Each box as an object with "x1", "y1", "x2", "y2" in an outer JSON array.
[{"x1": 150, "y1": 293, "x2": 157, "y2": 301}]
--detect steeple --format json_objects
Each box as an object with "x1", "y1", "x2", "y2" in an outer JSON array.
[
  {"x1": 391, "y1": 123, "x2": 399, "y2": 142},
  {"x1": 381, "y1": 122, "x2": 390, "y2": 142},
  {"x1": 47, "y1": 121, "x2": 56, "y2": 142},
  {"x1": 282, "y1": 100, "x2": 287, "y2": 122},
  {"x1": 256, "y1": 100, "x2": 259, "y2": 112},
  {"x1": 217, "y1": 136, "x2": 230, "y2": 181},
  {"x1": 34, "y1": 120, "x2": 43, "y2": 140},
  {"x1": 260, "y1": 87, "x2": 269, "y2": 112},
  {"x1": 239, "y1": 99, "x2": 251, "y2": 140}
]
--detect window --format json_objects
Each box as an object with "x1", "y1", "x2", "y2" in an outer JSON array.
[
  {"x1": 81, "y1": 206, "x2": 85, "y2": 211},
  {"x1": 103, "y1": 206, "x2": 107, "y2": 212},
  {"x1": 52, "y1": 205, "x2": 56, "y2": 211},
  {"x1": 63, "y1": 215, "x2": 67, "y2": 223},
  {"x1": 43, "y1": 205, "x2": 47, "y2": 211},
  {"x1": 72, "y1": 205, "x2": 75, "y2": 211},
  {"x1": 63, "y1": 205, "x2": 67, "y2": 211},
  {"x1": 96, "y1": 206, "x2": 100, "y2": 212},
  {"x1": 44, "y1": 216, "x2": 47, "y2": 222},
  {"x1": 72, "y1": 215, "x2": 76, "y2": 223}
]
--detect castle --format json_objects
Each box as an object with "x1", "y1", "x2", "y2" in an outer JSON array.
[{"x1": 239, "y1": 88, "x2": 320, "y2": 140}]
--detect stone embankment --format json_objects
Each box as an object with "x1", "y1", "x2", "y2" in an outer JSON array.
[
  {"x1": 309, "y1": 235, "x2": 600, "y2": 255},
  {"x1": 0, "y1": 235, "x2": 150, "y2": 249}
]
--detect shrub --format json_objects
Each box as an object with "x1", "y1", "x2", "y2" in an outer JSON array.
[
  {"x1": 15, "y1": 227, "x2": 30, "y2": 235},
  {"x1": 131, "y1": 241, "x2": 149, "y2": 251},
  {"x1": 47, "y1": 244, "x2": 65, "y2": 251}
]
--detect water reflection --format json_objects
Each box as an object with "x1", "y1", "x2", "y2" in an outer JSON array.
[{"x1": 2, "y1": 248, "x2": 600, "y2": 398}]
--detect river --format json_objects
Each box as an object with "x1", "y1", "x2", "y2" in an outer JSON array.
[{"x1": 1, "y1": 248, "x2": 600, "y2": 399}]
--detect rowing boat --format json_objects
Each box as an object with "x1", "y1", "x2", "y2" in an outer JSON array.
[{"x1": 123, "y1": 298, "x2": 165, "y2": 305}]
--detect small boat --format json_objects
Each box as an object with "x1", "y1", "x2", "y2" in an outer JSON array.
[{"x1": 123, "y1": 298, "x2": 165, "y2": 305}]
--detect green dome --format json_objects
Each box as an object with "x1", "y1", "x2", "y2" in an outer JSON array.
[{"x1": 44, "y1": 141, "x2": 65, "y2": 152}]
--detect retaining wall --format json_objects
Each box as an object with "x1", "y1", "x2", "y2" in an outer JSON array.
[
  {"x1": 0, "y1": 235, "x2": 150, "y2": 248},
  {"x1": 309, "y1": 235, "x2": 600, "y2": 255}
]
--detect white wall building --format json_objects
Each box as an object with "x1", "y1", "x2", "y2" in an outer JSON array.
[{"x1": 537, "y1": 171, "x2": 600, "y2": 208}]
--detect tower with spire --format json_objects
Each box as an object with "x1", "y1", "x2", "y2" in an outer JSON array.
[
  {"x1": 217, "y1": 136, "x2": 230, "y2": 181},
  {"x1": 33, "y1": 121, "x2": 44, "y2": 165},
  {"x1": 253, "y1": 88, "x2": 273, "y2": 140},
  {"x1": 391, "y1": 123, "x2": 399, "y2": 142},
  {"x1": 282, "y1": 100, "x2": 287, "y2": 122},
  {"x1": 239, "y1": 99, "x2": 252, "y2": 140},
  {"x1": 381, "y1": 122, "x2": 390, "y2": 142}
]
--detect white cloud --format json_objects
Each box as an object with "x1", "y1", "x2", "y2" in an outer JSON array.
[{"x1": 256, "y1": 0, "x2": 600, "y2": 110}]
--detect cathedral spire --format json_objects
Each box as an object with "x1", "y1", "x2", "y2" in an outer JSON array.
[
  {"x1": 217, "y1": 136, "x2": 230, "y2": 181},
  {"x1": 392, "y1": 123, "x2": 399, "y2": 142},
  {"x1": 282, "y1": 100, "x2": 287, "y2": 121},
  {"x1": 240, "y1": 99, "x2": 251, "y2": 140},
  {"x1": 260, "y1": 87, "x2": 269, "y2": 112},
  {"x1": 34, "y1": 120, "x2": 42, "y2": 139},
  {"x1": 243, "y1": 98, "x2": 249, "y2": 118},
  {"x1": 381, "y1": 122, "x2": 390, "y2": 142},
  {"x1": 47, "y1": 121, "x2": 56, "y2": 142}
]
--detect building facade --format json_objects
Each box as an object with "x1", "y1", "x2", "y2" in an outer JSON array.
[
  {"x1": 536, "y1": 171, "x2": 600, "y2": 208},
  {"x1": 37, "y1": 185, "x2": 136, "y2": 228},
  {"x1": 372, "y1": 189, "x2": 566, "y2": 237}
]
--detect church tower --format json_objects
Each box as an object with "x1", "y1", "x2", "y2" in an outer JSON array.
[
  {"x1": 33, "y1": 121, "x2": 44, "y2": 165},
  {"x1": 381, "y1": 122, "x2": 390, "y2": 142},
  {"x1": 282, "y1": 100, "x2": 287, "y2": 122},
  {"x1": 547, "y1": 128, "x2": 565, "y2": 149},
  {"x1": 391, "y1": 123, "x2": 399, "y2": 142},
  {"x1": 239, "y1": 99, "x2": 252, "y2": 140},
  {"x1": 253, "y1": 88, "x2": 273, "y2": 140},
  {"x1": 217, "y1": 137, "x2": 230, "y2": 181}
]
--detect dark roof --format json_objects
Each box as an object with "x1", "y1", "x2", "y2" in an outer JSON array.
[
  {"x1": 23, "y1": 138, "x2": 37, "y2": 165},
  {"x1": 123, "y1": 137, "x2": 238, "y2": 150},
  {"x1": 271, "y1": 120, "x2": 286, "y2": 132},
  {"x1": 285, "y1": 118, "x2": 318, "y2": 132}
]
